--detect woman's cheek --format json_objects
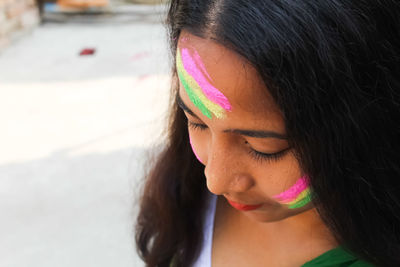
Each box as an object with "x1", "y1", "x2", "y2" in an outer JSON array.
[{"x1": 189, "y1": 132, "x2": 206, "y2": 165}]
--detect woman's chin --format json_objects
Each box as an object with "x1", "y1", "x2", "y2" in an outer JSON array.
[{"x1": 242, "y1": 203, "x2": 314, "y2": 223}]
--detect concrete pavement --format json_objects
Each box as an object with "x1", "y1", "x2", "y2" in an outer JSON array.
[{"x1": 0, "y1": 6, "x2": 170, "y2": 266}]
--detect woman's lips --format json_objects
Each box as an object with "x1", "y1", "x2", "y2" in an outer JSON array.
[{"x1": 227, "y1": 199, "x2": 263, "y2": 211}]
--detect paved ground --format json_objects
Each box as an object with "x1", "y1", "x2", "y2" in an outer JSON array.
[{"x1": 0, "y1": 5, "x2": 170, "y2": 267}]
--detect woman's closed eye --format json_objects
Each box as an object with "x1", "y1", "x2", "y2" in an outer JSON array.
[
  {"x1": 187, "y1": 120, "x2": 290, "y2": 163},
  {"x1": 247, "y1": 146, "x2": 291, "y2": 163},
  {"x1": 188, "y1": 121, "x2": 208, "y2": 131}
]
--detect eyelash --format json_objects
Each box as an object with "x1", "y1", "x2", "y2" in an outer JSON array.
[
  {"x1": 187, "y1": 121, "x2": 290, "y2": 163},
  {"x1": 188, "y1": 121, "x2": 208, "y2": 131},
  {"x1": 247, "y1": 147, "x2": 290, "y2": 163}
]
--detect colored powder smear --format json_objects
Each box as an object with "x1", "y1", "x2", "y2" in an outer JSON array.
[
  {"x1": 176, "y1": 47, "x2": 231, "y2": 119},
  {"x1": 273, "y1": 175, "x2": 313, "y2": 209},
  {"x1": 189, "y1": 135, "x2": 203, "y2": 164},
  {"x1": 286, "y1": 188, "x2": 312, "y2": 209}
]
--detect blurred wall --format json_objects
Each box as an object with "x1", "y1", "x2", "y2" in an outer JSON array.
[{"x1": 0, "y1": 0, "x2": 39, "y2": 52}]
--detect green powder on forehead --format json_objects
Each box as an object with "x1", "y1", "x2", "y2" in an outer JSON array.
[{"x1": 177, "y1": 68, "x2": 212, "y2": 119}]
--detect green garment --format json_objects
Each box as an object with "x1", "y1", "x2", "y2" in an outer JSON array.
[
  {"x1": 169, "y1": 246, "x2": 375, "y2": 267},
  {"x1": 302, "y1": 246, "x2": 375, "y2": 267}
]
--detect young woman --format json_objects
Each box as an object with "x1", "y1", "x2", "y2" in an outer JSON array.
[{"x1": 135, "y1": 1, "x2": 400, "y2": 266}]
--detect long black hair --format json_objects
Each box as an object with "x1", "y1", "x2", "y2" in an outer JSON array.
[{"x1": 135, "y1": 1, "x2": 400, "y2": 266}]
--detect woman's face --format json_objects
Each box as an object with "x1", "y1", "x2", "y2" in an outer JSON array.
[{"x1": 177, "y1": 31, "x2": 313, "y2": 222}]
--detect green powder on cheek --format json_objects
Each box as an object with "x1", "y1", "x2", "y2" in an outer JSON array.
[{"x1": 288, "y1": 193, "x2": 313, "y2": 209}]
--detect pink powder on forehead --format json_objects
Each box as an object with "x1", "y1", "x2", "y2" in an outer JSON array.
[
  {"x1": 192, "y1": 49, "x2": 212, "y2": 80},
  {"x1": 180, "y1": 47, "x2": 232, "y2": 111}
]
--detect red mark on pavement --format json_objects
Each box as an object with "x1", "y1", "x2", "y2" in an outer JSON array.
[{"x1": 79, "y1": 48, "x2": 96, "y2": 56}]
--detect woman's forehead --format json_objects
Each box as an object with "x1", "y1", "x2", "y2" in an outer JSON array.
[{"x1": 177, "y1": 31, "x2": 281, "y2": 117}]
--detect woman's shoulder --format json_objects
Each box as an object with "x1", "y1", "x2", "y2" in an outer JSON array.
[{"x1": 301, "y1": 246, "x2": 375, "y2": 267}]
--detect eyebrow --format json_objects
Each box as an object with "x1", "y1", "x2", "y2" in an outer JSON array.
[
  {"x1": 176, "y1": 93, "x2": 288, "y2": 140},
  {"x1": 176, "y1": 93, "x2": 199, "y2": 118}
]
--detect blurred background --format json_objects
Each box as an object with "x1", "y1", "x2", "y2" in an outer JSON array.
[{"x1": 0, "y1": 0, "x2": 170, "y2": 266}]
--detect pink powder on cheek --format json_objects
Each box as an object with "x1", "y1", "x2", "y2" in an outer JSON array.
[
  {"x1": 189, "y1": 135, "x2": 204, "y2": 164},
  {"x1": 272, "y1": 175, "x2": 309, "y2": 202}
]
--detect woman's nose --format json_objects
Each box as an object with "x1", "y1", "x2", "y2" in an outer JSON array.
[{"x1": 204, "y1": 136, "x2": 254, "y2": 195}]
